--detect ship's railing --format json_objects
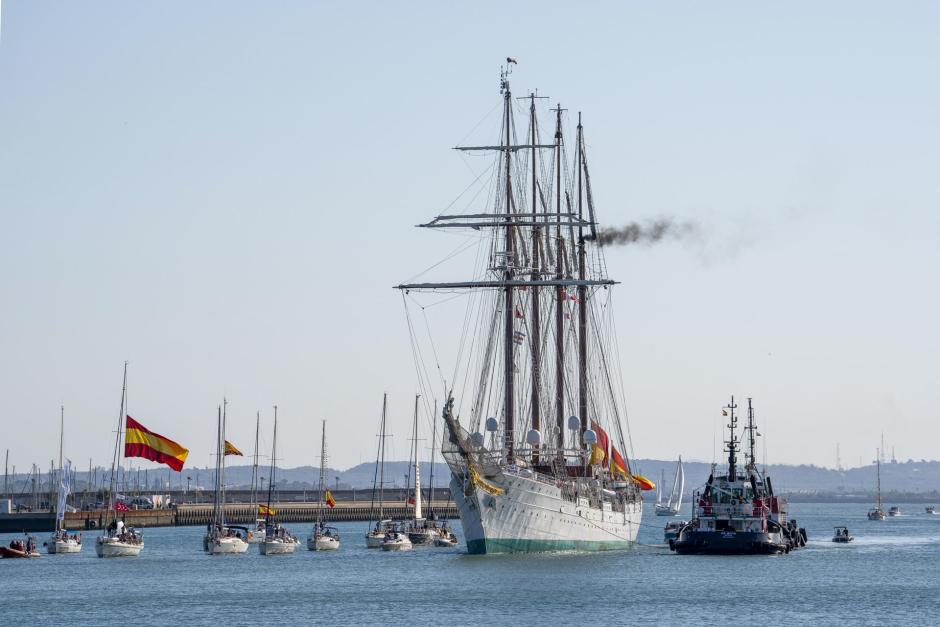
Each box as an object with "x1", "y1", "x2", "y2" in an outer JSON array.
[{"x1": 696, "y1": 503, "x2": 770, "y2": 518}]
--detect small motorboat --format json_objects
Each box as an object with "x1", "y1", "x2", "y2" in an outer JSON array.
[
  {"x1": 832, "y1": 526, "x2": 854, "y2": 543},
  {"x1": 888, "y1": 506, "x2": 902, "y2": 517},
  {"x1": 1, "y1": 537, "x2": 41, "y2": 558},
  {"x1": 664, "y1": 520, "x2": 686, "y2": 546},
  {"x1": 380, "y1": 531, "x2": 413, "y2": 552},
  {"x1": 926, "y1": 506, "x2": 936, "y2": 515}
]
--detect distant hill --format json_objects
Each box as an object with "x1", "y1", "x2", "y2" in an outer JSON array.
[{"x1": 6, "y1": 458, "x2": 939, "y2": 497}]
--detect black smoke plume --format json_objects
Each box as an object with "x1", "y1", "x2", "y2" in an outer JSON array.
[{"x1": 596, "y1": 218, "x2": 697, "y2": 247}]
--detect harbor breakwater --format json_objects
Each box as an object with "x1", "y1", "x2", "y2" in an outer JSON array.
[{"x1": 0, "y1": 500, "x2": 458, "y2": 533}]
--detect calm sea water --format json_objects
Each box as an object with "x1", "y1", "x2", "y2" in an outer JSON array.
[{"x1": 2, "y1": 503, "x2": 938, "y2": 625}]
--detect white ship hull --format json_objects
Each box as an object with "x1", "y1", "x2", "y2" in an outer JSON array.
[
  {"x1": 307, "y1": 535, "x2": 340, "y2": 551},
  {"x1": 450, "y1": 471, "x2": 642, "y2": 554},
  {"x1": 95, "y1": 536, "x2": 143, "y2": 558},
  {"x1": 47, "y1": 538, "x2": 82, "y2": 554},
  {"x1": 259, "y1": 538, "x2": 298, "y2": 555},
  {"x1": 365, "y1": 531, "x2": 385, "y2": 548},
  {"x1": 206, "y1": 536, "x2": 249, "y2": 555}
]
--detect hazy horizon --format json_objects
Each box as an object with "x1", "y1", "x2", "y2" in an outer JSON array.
[{"x1": 2, "y1": 2, "x2": 938, "y2": 474}]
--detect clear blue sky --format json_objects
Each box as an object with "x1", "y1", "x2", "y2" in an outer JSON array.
[{"x1": 1, "y1": 1, "x2": 938, "y2": 474}]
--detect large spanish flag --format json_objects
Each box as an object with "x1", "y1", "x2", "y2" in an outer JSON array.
[{"x1": 124, "y1": 415, "x2": 189, "y2": 471}]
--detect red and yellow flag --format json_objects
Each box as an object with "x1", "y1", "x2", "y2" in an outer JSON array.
[
  {"x1": 224, "y1": 440, "x2": 243, "y2": 456},
  {"x1": 124, "y1": 415, "x2": 189, "y2": 471},
  {"x1": 259, "y1": 504, "x2": 275, "y2": 516},
  {"x1": 631, "y1": 474, "x2": 655, "y2": 491},
  {"x1": 610, "y1": 445, "x2": 629, "y2": 479},
  {"x1": 588, "y1": 420, "x2": 609, "y2": 466},
  {"x1": 325, "y1": 490, "x2": 336, "y2": 508}
]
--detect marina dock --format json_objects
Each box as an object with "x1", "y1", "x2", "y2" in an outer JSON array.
[{"x1": 0, "y1": 500, "x2": 458, "y2": 533}]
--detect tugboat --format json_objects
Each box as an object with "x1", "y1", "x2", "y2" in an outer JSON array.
[{"x1": 671, "y1": 397, "x2": 807, "y2": 555}]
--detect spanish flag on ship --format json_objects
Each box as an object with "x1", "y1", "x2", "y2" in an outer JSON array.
[
  {"x1": 259, "y1": 504, "x2": 275, "y2": 516},
  {"x1": 224, "y1": 440, "x2": 243, "y2": 456},
  {"x1": 124, "y1": 415, "x2": 189, "y2": 471},
  {"x1": 325, "y1": 490, "x2": 336, "y2": 508}
]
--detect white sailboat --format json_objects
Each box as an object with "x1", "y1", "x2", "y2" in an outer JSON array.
[
  {"x1": 46, "y1": 406, "x2": 82, "y2": 554},
  {"x1": 307, "y1": 420, "x2": 340, "y2": 551},
  {"x1": 247, "y1": 411, "x2": 266, "y2": 544},
  {"x1": 655, "y1": 457, "x2": 684, "y2": 516},
  {"x1": 397, "y1": 65, "x2": 644, "y2": 553},
  {"x1": 366, "y1": 393, "x2": 394, "y2": 548},
  {"x1": 381, "y1": 525, "x2": 413, "y2": 552},
  {"x1": 96, "y1": 363, "x2": 144, "y2": 558},
  {"x1": 868, "y1": 449, "x2": 886, "y2": 521},
  {"x1": 204, "y1": 401, "x2": 249, "y2": 555},
  {"x1": 404, "y1": 394, "x2": 434, "y2": 546},
  {"x1": 259, "y1": 405, "x2": 299, "y2": 555}
]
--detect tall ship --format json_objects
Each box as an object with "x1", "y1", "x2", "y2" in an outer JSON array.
[
  {"x1": 397, "y1": 62, "x2": 646, "y2": 554},
  {"x1": 671, "y1": 397, "x2": 807, "y2": 555}
]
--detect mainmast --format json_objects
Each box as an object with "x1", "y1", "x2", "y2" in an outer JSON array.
[
  {"x1": 725, "y1": 396, "x2": 739, "y2": 479},
  {"x1": 107, "y1": 362, "x2": 128, "y2": 524},
  {"x1": 213, "y1": 404, "x2": 221, "y2": 528},
  {"x1": 528, "y1": 92, "x2": 542, "y2": 464},
  {"x1": 553, "y1": 103, "x2": 565, "y2": 455},
  {"x1": 250, "y1": 411, "x2": 260, "y2": 512},
  {"x1": 317, "y1": 420, "x2": 326, "y2": 526},
  {"x1": 265, "y1": 405, "x2": 278, "y2": 525},
  {"x1": 500, "y1": 69, "x2": 516, "y2": 463},
  {"x1": 576, "y1": 114, "x2": 588, "y2": 446},
  {"x1": 745, "y1": 398, "x2": 758, "y2": 470}
]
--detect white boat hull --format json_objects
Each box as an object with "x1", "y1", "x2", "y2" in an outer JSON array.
[
  {"x1": 95, "y1": 537, "x2": 143, "y2": 558},
  {"x1": 450, "y1": 471, "x2": 642, "y2": 554},
  {"x1": 206, "y1": 536, "x2": 249, "y2": 555},
  {"x1": 381, "y1": 539, "x2": 413, "y2": 551},
  {"x1": 307, "y1": 535, "x2": 340, "y2": 551},
  {"x1": 259, "y1": 539, "x2": 298, "y2": 555},
  {"x1": 47, "y1": 539, "x2": 82, "y2": 554},
  {"x1": 365, "y1": 532, "x2": 386, "y2": 548}
]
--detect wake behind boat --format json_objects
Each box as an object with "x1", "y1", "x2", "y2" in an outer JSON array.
[{"x1": 397, "y1": 63, "x2": 646, "y2": 554}]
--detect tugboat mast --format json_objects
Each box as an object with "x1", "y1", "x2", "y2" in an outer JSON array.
[
  {"x1": 745, "y1": 398, "x2": 758, "y2": 470},
  {"x1": 725, "y1": 396, "x2": 739, "y2": 480}
]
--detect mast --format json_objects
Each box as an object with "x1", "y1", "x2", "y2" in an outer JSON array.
[
  {"x1": 411, "y1": 393, "x2": 422, "y2": 520},
  {"x1": 875, "y1": 449, "x2": 882, "y2": 510},
  {"x1": 4, "y1": 449, "x2": 8, "y2": 500},
  {"x1": 107, "y1": 362, "x2": 128, "y2": 525},
  {"x1": 553, "y1": 103, "x2": 565, "y2": 455},
  {"x1": 379, "y1": 394, "x2": 387, "y2": 520},
  {"x1": 725, "y1": 396, "x2": 738, "y2": 479},
  {"x1": 428, "y1": 398, "x2": 437, "y2": 518},
  {"x1": 576, "y1": 113, "x2": 588, "y2": 444},
  {"x1": 744, "y1": 398, "x2": 758, "y2": 470},
  {"x1": 213, "y1": 405, "x2": 221, "y2": 528},
  {"x1": 528, "y1": 92, "x2": 542, "y2": 464},
  {"x1": 500, "y1": 69, "x2": 516, "y2": 463},
  {"x1": 221, "y1": 399, "x2": 228, "y2": 528},
  {"x1": 265, "y1": 405, "x2": 277, "y2": 525},
  {"x1": 250, "y1": 411, "x2": 260, "y2": 514},
  {"x1": 317, "y1": 420, "x2": 326, "y2": 526}
]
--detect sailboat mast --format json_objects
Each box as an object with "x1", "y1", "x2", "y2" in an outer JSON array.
[
  {"x1": 317, "y1": 420, "x2": 325, "y2": 526},
  {"x1": 428, "y1": 398, "x2": 437, "y2": 517},
  {"x1": 411, "y1": 393, "x2": 422, "y2": 520},
  {"x1": 107, "y1": 362, "x2": 128, "y2": 522},
  {"x1": 379, "y1": 394, "x2": 387, "y2": 520},
  {"x1": 576, "y1": 114, "x2": 588, "y2": 444},
  {"x1": 876, "y1": 449, "x2": 882, "y2": 510},
  {"x1": 213, "y1": 405, "x2": 221, "y2": 527},
  {"x1": 265, "y1": 405, "x2": 277, "y2": 523},
  {"x1": 501, "y1": 72, "x2": 516, "y2": 463},
  {"x1": 553, "y1": 104, "x2": 565, "y2": 455},
  {"x1": 528, "y1": 93, "x2": 542, "y2": 464},
  {"x1": 250, "y1": 411, "x2": 260, "y2": 510},
  {"x1": 221, "y1": 399, "x2": 228, "y2": 527}
]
